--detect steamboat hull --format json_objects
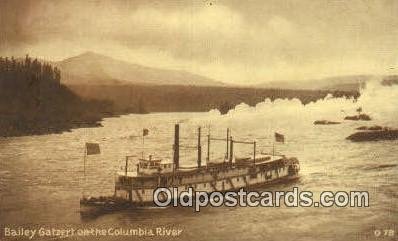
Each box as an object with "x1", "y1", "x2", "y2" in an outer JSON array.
[{"x1": 81, "y1": 168, "x2": 299, "y2": 212}]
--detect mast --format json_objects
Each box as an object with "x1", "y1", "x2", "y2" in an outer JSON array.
[
  {"x1": 207, "y1": 128, "x2": 210, "y2": 163},
  {"x1": 197, "y1": 127, "x2": 202, "y2": 168},
  {"x1": 83, "y1": 147, "x2": 86, "y2": 179},
  {"x1": 83, "y1": 146, "x2": 87, "y2": 198},
  {"x1": 253, "y1": 141, "x2": 256, "y2": 165},
  {"x1": 173, "y1": 124, "x2": 180, "y2": 170},
  {"x1": 226, "y1": 128, "x2": 230, "y2": 161},
  {"x1": 141, "y1": 131, "x2": 144, "y2": 158},
  {"x1": 125, "y1": 156, "x2": 128, "y2": 176},
  {"x1": 272, "y1": 142, "x2": 275, "y2": 156}
]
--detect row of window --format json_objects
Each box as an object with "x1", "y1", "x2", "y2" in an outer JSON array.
[
  {"x1": 136, "y1": 169, "x2": 285, "y2": 194},
  {"x1": 179, "y1": 169, "x2": 285, "y2": 189},
  {"x1": 136, "y1": 168, "x2": 285, "y2": 194}
]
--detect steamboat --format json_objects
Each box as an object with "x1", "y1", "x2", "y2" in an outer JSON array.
[{"x1": 80, "y1": 124, "x2": 300, "y2": 212}]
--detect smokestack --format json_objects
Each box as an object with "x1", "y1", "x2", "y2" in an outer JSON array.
[
  {"x1": 173, "y1": 124, "x2": 180, "y2": 169},
  {"x1": 197, "y1": 127, "x2": 202, "y2": 168}
]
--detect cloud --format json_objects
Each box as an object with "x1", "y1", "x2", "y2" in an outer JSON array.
[{"x1": 0, "y1": 0, "x2": 397, "y2": 84}]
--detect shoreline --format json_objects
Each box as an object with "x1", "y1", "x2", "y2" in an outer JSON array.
[{"x1": 0, "y1": 89, "x2": 359, "y2": 138}]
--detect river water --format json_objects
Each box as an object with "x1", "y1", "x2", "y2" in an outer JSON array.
[{"x1": 0, "y1": 81, "x2": 397, "y2": 241}]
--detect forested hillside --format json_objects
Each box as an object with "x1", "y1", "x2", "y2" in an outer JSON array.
[{"x1": 0, "y1": 55, "x2": 113, "y2": 137}]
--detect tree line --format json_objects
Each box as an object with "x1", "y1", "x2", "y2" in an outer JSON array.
[
  {"x1": 0, "y1": 55, "x2": 113, "y2": 137},
  {"x1": 0, "y1": 55, "x2": 61, "y2": 111}
]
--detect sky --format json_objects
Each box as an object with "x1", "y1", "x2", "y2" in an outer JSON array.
[{"x1": 0, "y1": 0, "x2": 397, "y2": 84}]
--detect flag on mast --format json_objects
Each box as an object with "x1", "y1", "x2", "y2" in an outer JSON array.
[
  {"x1": 274, "y1": 132, "x2": 285, "y2": 143},
  {"x1": 143, "y1": 128, "x2": 149, "y2": 136},
  {"x1": 85, "y1": 143, "x2": 100, "y2": 155}
]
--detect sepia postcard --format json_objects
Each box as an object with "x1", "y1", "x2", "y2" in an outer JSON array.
[{"x1": 0, "y1": 1, "x2": 397, "y2": 241}]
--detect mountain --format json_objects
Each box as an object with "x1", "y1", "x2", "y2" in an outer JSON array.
[
  {"x1": 256, "y1": 75, "x2": 374, "y2": 91},
  {"x1": 56, "y1": 51, "x2": 225, "y2": 86}
]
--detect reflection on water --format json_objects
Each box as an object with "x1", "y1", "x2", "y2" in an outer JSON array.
[{"x1": 0, "y1": 82, "x2": 397, "y2": 241}]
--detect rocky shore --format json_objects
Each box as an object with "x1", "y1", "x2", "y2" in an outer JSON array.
[
  {"x1": 344, "y1": 114, "x2": 371, "y2": 121},
  {"x1": 313, "y1": 120, "x2": 341, "y2": 125},
  {"x1": 346, "y1": 127, "x2": 398, "y2": 142}
]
